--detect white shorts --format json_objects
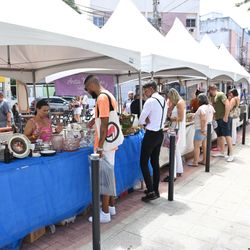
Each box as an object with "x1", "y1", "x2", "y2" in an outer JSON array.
[{"x1": 74, "y1": 107, "x2": 82, "y2": 115}]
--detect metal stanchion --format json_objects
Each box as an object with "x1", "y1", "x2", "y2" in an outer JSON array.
[
  {"x1": 242, "y1": 112, "x2": 247, "y2": 145},
  {"x1": 168, "y1": 134, "x2": 175, "y2": 201},
  {"x1": 90, "y1": 153, "x2": 101, "y2": 250},
  {"x1": 205, "y1": 123, "x2": 212, "y2": 173}
]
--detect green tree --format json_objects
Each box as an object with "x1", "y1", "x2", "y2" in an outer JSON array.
[
  {"x1": 235, "y1": 0, "x2": 250, "y2": 10},
  {"x1": 62, "y1": 0, "x2": 80, "y2": 13}
]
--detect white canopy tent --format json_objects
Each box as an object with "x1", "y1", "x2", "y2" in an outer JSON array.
[
  {"x1": 101, "y1": 0, "x2": 210, "y2": 78},
  {"x1": 0, "y1": 0, "x2": 140, "y2": 84},
  {"x1": 200, "y1": 35, "x2": 239, "y2": 81},
  {"x1": 218, "y1": 44, "x2": 250, "y2": 83},
  {"x1": 150, "y1": 18, "x2": 209, "y2": 76}
]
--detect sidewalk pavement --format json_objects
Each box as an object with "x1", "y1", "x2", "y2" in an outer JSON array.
[{"x1": 23, "y1": 128, "x2": 250, "y2": 250}]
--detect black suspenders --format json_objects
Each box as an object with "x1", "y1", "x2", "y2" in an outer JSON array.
[{"x1": 152, "y1": 97, "x2": 166, "y2": 130}]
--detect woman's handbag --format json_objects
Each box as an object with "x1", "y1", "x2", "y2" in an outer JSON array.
[
  {"x1": 212, "y1": 120, "x2": 218, "y2": 130},
  {"x1": 230, "y1": 106, "x2": 240, "y2": 119},
  {"x1": 162, "y1": 129, "x2": 178, "y2": 148}
]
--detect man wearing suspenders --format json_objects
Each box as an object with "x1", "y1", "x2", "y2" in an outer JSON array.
[{"x1": 139, "y1": 81, "x2": 167, "y2": 202}]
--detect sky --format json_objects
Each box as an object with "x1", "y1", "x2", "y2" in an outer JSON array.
[{"x1": 200, "y1": 0, "x2": 250, "y2": 28}]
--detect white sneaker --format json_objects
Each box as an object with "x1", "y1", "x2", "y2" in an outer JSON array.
[
  {"x1": 227, "y1": 155, "x2": 234, "y2": 162},
  {"x1": 109, "y1": 206, "x2": 116, "y2": 216},
  {"x1": 212, "y1": 152, "x2": 225, "y2": 157},
  {"x1": 88, "y1": 210, "x2": 111, "y2": 223}
]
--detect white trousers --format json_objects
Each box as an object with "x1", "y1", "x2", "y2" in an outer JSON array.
[
  {"x1": 174, "y1": 142, "x2": 183, "y2": 177},
  {"x1": 232, "y1": 118, "x2": 239, "y2": 145}
]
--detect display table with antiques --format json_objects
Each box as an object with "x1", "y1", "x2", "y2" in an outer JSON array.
[{"x1": 0, "y1": 130, "x2": 144, "y2": 249}]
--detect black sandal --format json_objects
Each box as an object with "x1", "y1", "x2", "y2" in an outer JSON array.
[{"x1": 162, "y1": 176, "x2": 177, "y2": 182}]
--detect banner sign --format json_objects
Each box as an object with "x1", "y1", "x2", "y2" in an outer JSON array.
[{"x1": 55, "y1": 73, "x2": 115, "y2": 96}]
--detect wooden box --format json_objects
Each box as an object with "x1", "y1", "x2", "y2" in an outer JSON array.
[{"x1": 24, "y1": 227, "x2": 46, "y2": 243}]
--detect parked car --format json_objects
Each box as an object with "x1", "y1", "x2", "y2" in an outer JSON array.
[
  {"x1": 30, "y1": 96, "x2": 70, "y2": 112},
  {"x1": 61, "y1": 96, "x2": 75, "y2": 103}
]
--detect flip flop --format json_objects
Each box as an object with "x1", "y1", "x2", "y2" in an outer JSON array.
[{"x1": 187, "y1": 163, "x2": 198, "y2": 167}]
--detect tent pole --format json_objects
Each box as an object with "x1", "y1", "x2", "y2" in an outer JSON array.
[
  {"x1": 139, "y1": 70, "x2": 142, "y2": 113},
  {"x1": 116, "y1": 75, "x2": 121, "y2": 114},
  {"x1": 185, "y1": 80, "x2": 188, "y2": 102},
  {"x1": 206, "y1": 78, "x2": 210, "y2": 92},
  {"x1": 119, "y1": 83, "x2": 122, "y2": 114},
  {"x1": 7, "y1": 46, "x2": 11, "y2": 66},
  {"x1": 32, "y1": 70, "x2": 36, "y2": 99},
  {"x1": 151, "y1": 71, "x2": 154, "y2": 80},
  {"x1": 46, "y1": 82, "x2": 50, "y2": 101}
]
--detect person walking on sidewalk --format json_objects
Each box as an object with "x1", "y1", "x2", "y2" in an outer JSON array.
[
  {"x1": 228, "y1": 89, "x2": 240, "y2": 145},
  {"x1": 0, "y1": 92, "x2": 12, "y2": 128},
  {"x1": 84, "y1": 75, "x2": 118, "y2": 223},
  {"x1": 188, "y1": 94, "x2": 215, "y2": 167},
  {"x1": 139, "y1": 81, "x2": 167, "y2": 202},
  {"x1": 209, "y1": 85, "x2": 234, "y2": 162}
]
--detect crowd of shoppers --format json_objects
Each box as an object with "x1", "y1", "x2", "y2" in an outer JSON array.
[{"x1": 17, "y1": 76, "x2": 240, "y2": 223}]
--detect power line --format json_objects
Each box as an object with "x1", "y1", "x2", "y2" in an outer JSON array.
[
  {"x1": 161, "y1": 0, "x2": 179, "y2": 13},
  {"x1": 162, "y1": 0, "x2": 190, "y2": 13}
]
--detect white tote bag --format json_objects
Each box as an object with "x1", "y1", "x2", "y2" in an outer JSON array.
[{"x1": 95, "y1": 93, "x2": 124, "y2": 151}]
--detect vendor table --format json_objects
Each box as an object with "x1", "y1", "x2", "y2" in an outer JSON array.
[
  {"x1": 159, "y1": 122, "x2": 217, "y2": 167},
  {"x1": 0, "y1": 131, "x2": 144, "y2": 249}
]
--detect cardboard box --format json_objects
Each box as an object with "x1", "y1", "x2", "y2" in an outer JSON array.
[{"x1": 24, "y1": 227, "x2": 46, "y2": 243}]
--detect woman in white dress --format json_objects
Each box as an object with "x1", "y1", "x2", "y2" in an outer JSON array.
[
  {"x1": 228, "y1": 89, "x2": 240, "y2": 145},
  {"x1": 164, "y1": 88, "x2": 186, "y2": 181}
]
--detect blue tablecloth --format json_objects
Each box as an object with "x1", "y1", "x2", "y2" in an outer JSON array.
[{"x1": 0, "y1": 131, "x2": 144, "y2": 249}]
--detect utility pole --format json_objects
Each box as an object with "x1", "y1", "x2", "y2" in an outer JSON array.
[
  {"x1": 152, "y1": 0, "x2": 161, "y2": 31},
  {"x1": 240, "y1": 28, "x2": 246, "y2": 66}
]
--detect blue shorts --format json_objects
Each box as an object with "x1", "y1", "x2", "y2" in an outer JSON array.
[
  {"x1": 216, "y1": 118, "x2": 232, "y2": 137},
  {"x1": 194, "y1": 129, "x2": 206, "y2": 141}
]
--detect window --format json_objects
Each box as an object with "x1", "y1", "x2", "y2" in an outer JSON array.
[
  {"x1": 186, "y1": 18, "x2": 196, "y2": 28},
  {"x1": 93, "y1": 16, "x2": 105, "y2": 28},
  {"x1": 51, "y1": 98, "x2": 64, "y2": 104}
]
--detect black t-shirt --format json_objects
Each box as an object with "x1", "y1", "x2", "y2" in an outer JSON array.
[{"x1": 130, "y1": 99, "x2": 145, "y2": 117}]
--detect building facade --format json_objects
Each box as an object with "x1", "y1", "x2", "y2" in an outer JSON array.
[
  {"x1": 76, "y1": 0, "x2": 200, "y2": 38},
  {"x1": 200, "y1": 12, "x2": 250, "y2": 72}
]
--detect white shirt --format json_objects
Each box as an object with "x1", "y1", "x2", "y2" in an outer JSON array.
[
  {"x1": 194, "y1": 104, "x2": 215, "y2": 130},
  {"x1": 139, "y1": 92, "x2": 167, "y2": 131},
  {"x1": 123, "y1": 99, "x2": 132, "y2": 114}
]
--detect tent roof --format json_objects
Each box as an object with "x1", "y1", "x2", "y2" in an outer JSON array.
[
  {"x1": 0, "y1": 0, "x2": 140, "y2": 82},
  {"x1": 101, "y1": 0, "x2": 166, "y2": 57},
  {"x1": 156, "y1": 18, "x2": 209, "y2": 74},
  {"x1": 218, "y1": 44, "x2": 250, "y2": 82},
  {"x1": 200, "y1": 35, "x2": 237, "y2": 81},
  {"x1": 101, "y1": 1, "x2": 210, "y2": 76}
]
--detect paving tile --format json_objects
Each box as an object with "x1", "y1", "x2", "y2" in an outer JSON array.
[
  {"x1": 150, "y1": 228, "x2": 213, "y2": 250},
  {"x1": 187, "y1": 224, "x2": 221, "y2": 244},
  {"x1": 193, "y1": 214, "x2": 229, "y2": 231},
  {"x1": 101, "y1": 230, "x2": 167, "y2": 250},
  {"x1": 223, "y1": 223, "x2": 250, "y2": 241},
  {"x1": 214, "y1": 232, "x2": 250, "y2": 250}
]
